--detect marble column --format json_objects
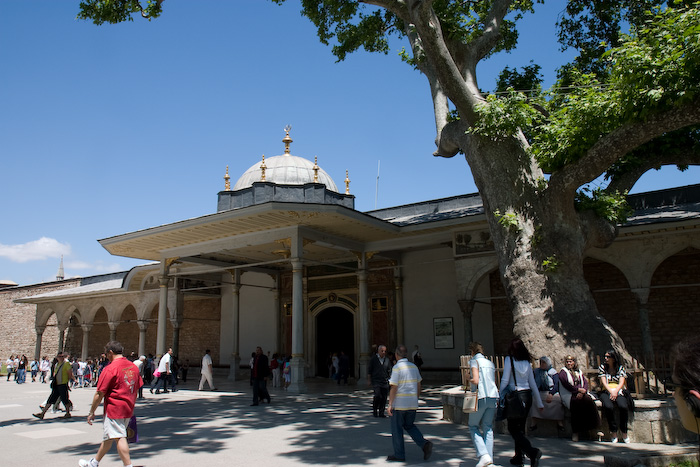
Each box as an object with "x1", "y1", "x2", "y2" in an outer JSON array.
[
  {"x1": 57, "y1": 322, "x2": 67, "y2": 353},
  {"x1": 394, "y1": 270, "x2": 404, "y2": 346},
  {"x1": 34, "y1": 325, "x2": 45, "y2": 361},
  {"x1": 80, "y1": 324, "x2": 93, "y2": 361},
  {"x1": 288, "y1": 258, "x2": 307, "y2": 393},
  {"x1": 631, "y1": 288, "x2": 654, "y2": 359},
  {"x1": 357, "y1": 255, "x2": 370, "y2": 383},
  {"x1": 227, "y1": 270, "x2": 241, "y2": 381},
  {"x1": 171, "y1": 319, "x2": 181, "y2": 356},
  {"x1": 458, "y1": 299, "x2": 475, "y2": 355},
  {"x1": 108, "y1": 321, "x2": 118, "y2": 343},
  {"x1": 157, "y1": 275, "x2": 169, "y2": 356},
  {"x1": 137, "y1": 320, "x2": 149, "y2": 357}
]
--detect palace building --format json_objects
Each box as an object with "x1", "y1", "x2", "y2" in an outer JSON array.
[{"x1": 7, "y1": 129, "x2": 700, "y2": 389}]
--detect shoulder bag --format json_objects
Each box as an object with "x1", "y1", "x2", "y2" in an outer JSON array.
[
  {"x1": 462, "y1": 359, "x2": 479, "y2": 413},
  {"x1": 504, "y1": 357, "x2": 530, "y2": 419}
]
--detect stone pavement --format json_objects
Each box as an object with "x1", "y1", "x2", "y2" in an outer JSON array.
[{"x1": 0, "y1": 375, "x2": 696, "y2": 467}]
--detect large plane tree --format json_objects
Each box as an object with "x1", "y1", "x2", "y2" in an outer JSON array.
[{"x1": 78, "y1": 0, "x2": 700, "y2": 362}]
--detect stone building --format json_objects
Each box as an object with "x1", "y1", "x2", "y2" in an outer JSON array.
[{"x1": 5, "y1": 129, "x2": 700, "y2": 389}]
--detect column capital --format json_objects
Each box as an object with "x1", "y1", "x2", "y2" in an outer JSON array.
[
  {"x1": 159, "y1": 275, "x2": 170, "y2": 287},
  {"x1": 35, "y1": 325, "x2": 46, "y2": 335},
  {"x1": 137, "y1": 319, "x2": 150, "y2": 332},
  {"x1": 81, "y1": 323, "x2": 93, "y2": 333},
  {"x1": 108, "y1": 321, "x2": 119, "y2": 331}
]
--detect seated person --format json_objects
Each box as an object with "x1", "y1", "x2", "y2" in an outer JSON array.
[
  {"x1": 558, "y1": 355, "x2": 600, "y2": 441},
  {"x1": 671, "y1": 336, "x2": 700, "y2": 463},
  {"x1": 529, "y1": 356, "x2": 565, "y2": 433},
  {"x1": 598, "y1": 349, "x2": 630, "y2": 443}
]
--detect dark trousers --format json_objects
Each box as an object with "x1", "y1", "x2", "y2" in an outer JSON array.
[
  {"x1": 151, "y1": 374, "x2": 169, "y2": 392},
  {"x1": 253, "y1": 378, "x2": 270, "y2": 404},
  {"x1": 507, "y1": 391, "x2": 537, "y2": 461},
  {"x1": 599, "y1": 391, "x2": 629, "y2": 433},
  {"x1": 372, "y1": 385, "x2": 389, "y2": 416},
  {"x1": 47, "y1": 383, "x2": 71, "y2": 411}
]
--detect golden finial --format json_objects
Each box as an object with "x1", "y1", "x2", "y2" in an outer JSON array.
[
  {"x1": 313, "y1": 156, "x2": 319, "y2": 183},
  {"x1": 345, "y1": 170, "x2": 350, "y2": 194},
  {"x1": 260, "y1": 155, "x2": 267, "y2": 182},
  {"x1": 224, "y1": 165, "x2": 231, "y2": 191},
  {"x1": 283, "y1": 125, "x2": 292, "y2": 155}
]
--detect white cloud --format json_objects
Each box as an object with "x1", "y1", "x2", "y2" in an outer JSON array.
[{"x1": 0, "y1": 237, "x2": 71, "y2": 263}]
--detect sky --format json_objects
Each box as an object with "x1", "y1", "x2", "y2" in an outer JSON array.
[{"x1": 1, "y1": 1, "x2": 698, "y2": 286}]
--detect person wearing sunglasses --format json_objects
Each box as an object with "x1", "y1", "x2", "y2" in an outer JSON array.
[
  {"x1": 670, "y1": 336, "x2": 700, "y2": 463},
  {"x1": 598, "y1": 350, "x2": 630, "y2": 443}
]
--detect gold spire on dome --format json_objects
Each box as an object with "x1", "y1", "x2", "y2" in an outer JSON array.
[
  {"x1": 224, "y1": 165, "x2": 231, "y2": 191},
  {"x1": 345, "y1": 170, "x2": 350, "y2": 194},
  {"x1": 260, "y1": 155, "x2": 267, "y2": 182},
  {"x1": 313, "y1": 156, "x2": 319, "y2": 183},
  {"x1": 283, "y1": 125, "x2": 293, "y2": 155}
]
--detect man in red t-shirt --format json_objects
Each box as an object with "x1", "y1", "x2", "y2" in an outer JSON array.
[{"x1": 79, "y1": 341, "x2": 143, "y2": 467}]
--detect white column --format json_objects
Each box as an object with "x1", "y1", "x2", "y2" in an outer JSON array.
[
  {"x1": 81, "y1": 324, "x2": 93, "y2": 361},
  {"x1": 157, "y1": 275, "x2": 169, "y2": 356},
  {"x1": 357, "y1": 253, "x2": 370, "y2": 382},
  {"x1": 108, "y1": 321, "x2": 118, "y2": 343},
  {"x1": 226, "y1": 270, "x2": 241, "y2": 381},
  {"x1": 137, "y1": 320, "x2": 148, "y2": 357},
  {"x1": 34, "y1": 326, "x2": 45, "y2": 361},
  {"x1": 288, "y1": 257, "x2": 307, "y2": 393}
]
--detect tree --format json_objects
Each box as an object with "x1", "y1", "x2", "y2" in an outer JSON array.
[{"x1": 77, "y1": 0, "x2": 700, "y2": 363}]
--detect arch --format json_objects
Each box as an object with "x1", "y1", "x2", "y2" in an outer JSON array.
[
  {"x1": 64, "y1": 310, "x2": 83, "y2": 357},
  {"x1": 647, "y1": 247, "x2": 700, "y2": 355},
  {"x1": 582, "y1": 257, "x2": 638, "y2": 354},
  {"x1": 314, "y1": 306, "x2": 355, "y2": 378}
]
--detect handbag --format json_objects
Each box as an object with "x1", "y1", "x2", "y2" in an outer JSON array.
[
  {"x1": 463, "y1": 358, "x2": 481, "y2": 413},
  {"x1": 504, "y1": 357, "x2": 530, "y2": 419},
  {"x1": 126, "y1": 415, "x2": 138, "y2": 443}
]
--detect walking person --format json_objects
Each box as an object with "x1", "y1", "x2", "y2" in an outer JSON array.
[
  {"x1": 468, "y1": 342, "x2": 499, "y2": 467},
  {"x1": 198, "y1": 349, "x2": 217, "y2": 391},
  {"x1": 367, "y1": 344, "x2": 391, "y2": 418},
  {"x1": 30, "y1": 357, "x2": 39, "y2": 382},
  {"x1": 5, "y1": 355, "x2": 14, "y2": 381},
  {"x1": 16, "y1": 355, "x2": 28, "y2": 384},
  {"x1": 386, "y1": 345, "x2": 433, "y2": 462},
  {"x1": 79, "y1": 341, "x2": 143, "y2": 467},
  {"x1": 250, "y1": 346, "x2": 271, "y2": 405},
  {"x1": 33, "y1": 352, "x2": 74, "y2": 419},
  {"x1": 499, "y1": 338, "x2": 544, "y2": 467},
  {"x1": 39, "y1": 356, "x2": 50, "y2": 383},
  {"x1": 150, "y1": 348, "x2": 173, "y2": 394}
]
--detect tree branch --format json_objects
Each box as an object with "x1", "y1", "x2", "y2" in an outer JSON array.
[
  {"x1": 606, "y1": 150, "x2": 700, "y2": 194},
  {"x1": 549, "y1": 97, "x2": 700, "y2": 193}
]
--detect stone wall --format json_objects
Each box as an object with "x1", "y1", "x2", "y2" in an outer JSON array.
[{"x1": 0, "y1": 279, "x2": 80, "y2": 360}]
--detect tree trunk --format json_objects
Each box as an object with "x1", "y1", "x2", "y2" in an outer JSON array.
[{"x1": 464, "y1": 135, "x2": 630, "y2": 366}]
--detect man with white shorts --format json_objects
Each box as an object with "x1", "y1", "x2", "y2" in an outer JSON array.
[{"x1": 79, "y1": 341, "x2": 143, "y2": 467}]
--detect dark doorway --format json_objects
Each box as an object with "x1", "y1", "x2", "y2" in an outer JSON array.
[{"x1": 316, "y1": 307, "x2": 354, "y2": 378}]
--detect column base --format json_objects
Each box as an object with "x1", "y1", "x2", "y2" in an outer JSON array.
[{"x1": 286, "y1": 356, "x2": 307, "y2": 393}]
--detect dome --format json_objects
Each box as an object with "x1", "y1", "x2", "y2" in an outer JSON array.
[
  {"x1": 233, "y1": 154, "x2": 339, "y2": 192},
  {"x1": 232, "y1": 129, "x2": 339, "y2": 192}
]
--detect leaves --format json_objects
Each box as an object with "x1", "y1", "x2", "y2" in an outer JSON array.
[{"x1": 77, "y1": 0, "x2": 163, "y2": 25}]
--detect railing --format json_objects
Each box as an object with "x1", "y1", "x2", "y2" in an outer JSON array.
[{"x1": 459, "y1": 353, "x2": 675, "y2": 398}]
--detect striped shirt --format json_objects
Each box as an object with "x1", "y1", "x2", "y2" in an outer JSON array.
[{"x1": 389, "y1": 358, "x2": 422, "y2": 410}]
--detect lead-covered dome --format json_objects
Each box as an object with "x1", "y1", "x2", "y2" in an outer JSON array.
[{"x1": 232, "y1": 129, "x2": 339, "y2": 192}]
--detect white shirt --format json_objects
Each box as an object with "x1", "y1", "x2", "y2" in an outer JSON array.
[
  {"x1": 201, "y1": 354, "x2": 213, "y2": 374},
  {"x1": 469, "y1": 353, "x2": 498, "y2": 399},
  {"x1": 499, "y1": 356, "x2": 544, "y2": 409},
  {"x1": 158, "y1": 353, "x2": 171, "y2": 373}
]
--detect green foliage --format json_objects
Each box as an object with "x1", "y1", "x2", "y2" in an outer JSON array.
[
  {"x1": 494, "y1": 209, "x2": 521, "y2": 233},
  {"x1": 496, "y1": 63, "x2": 543, "y2": 94},
  {"x1": 541, "y1": 255, "x2": 560, "y2": 273},
  {"x1": 532, "y1": 3, "x2": 700, "y2": 173},
  {"x1": 468, "y1": 89, "x2": 545, "y2": 141},
  {"x1": 77, "y1": 0, "x2": 162, "y2": 25},
  {"x1": 575, "y1": 188, "x2": 634, "y2": 224}
]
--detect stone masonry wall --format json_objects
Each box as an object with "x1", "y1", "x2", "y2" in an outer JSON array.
[{"x1": 0, "y1": 280, "x2": 80, "y2": 362}]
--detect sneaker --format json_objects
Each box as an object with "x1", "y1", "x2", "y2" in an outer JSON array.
[
  {"x1": 422, "y1": 440, "x2": 433, "y2": 461},
  {"x1": 32, "y1": 412, "x2": 44, "y2": 420},
  {"x1": 63, "y1": 412, "x2": 72, "y2": 419},
  {"x1": 611, "y1": 437, "x2": 618, "y2": 443},
  {"x1": 78, "y1": 458, "x2": 98, "y2": 467},
  {"x1": 622, "y1": 437, "x2": 630, "y2": 444},
  {"x1": 386, "y1": 455, "x2": 405, "y2": 462},
  {"x1": 476, "y1": 454, "x2": 494, "y2": 467}
]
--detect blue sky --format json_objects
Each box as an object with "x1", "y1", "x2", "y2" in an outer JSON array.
[{"x1": 1, "y1": 1, "x2": 698, "y2": 286}]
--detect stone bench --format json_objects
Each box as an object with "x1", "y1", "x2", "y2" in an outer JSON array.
[{"x1": 440, "y1": 386, "x2": 696, "y2": 444}]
